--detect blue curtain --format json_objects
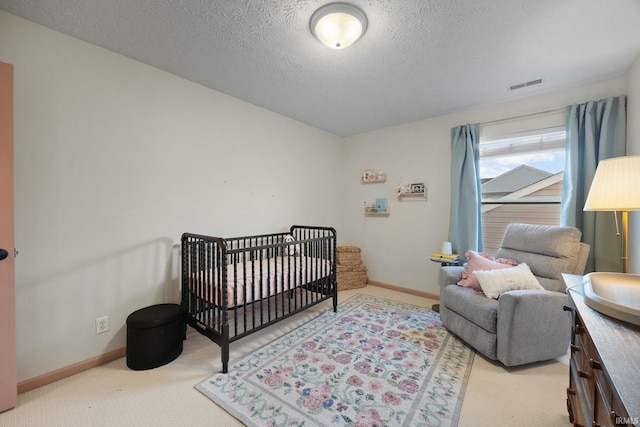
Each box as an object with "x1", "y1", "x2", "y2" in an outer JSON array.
[
  {"x1": 449, "y1": 123, "x2": 482, "y2": 262},
  {"x1": 561, "y1": 96, "x2": 626, "y2": 273}
]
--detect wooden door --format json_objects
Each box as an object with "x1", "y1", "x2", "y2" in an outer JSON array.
[{"x1": 0, "y1": 61, "x2": 17, "y2": 412}]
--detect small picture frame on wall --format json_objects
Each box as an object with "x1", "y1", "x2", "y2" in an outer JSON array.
[
  {"x1": 410, "y1": 183, "x2": 425, "y2": 193},
  {"x1": 375, "y1": 198, "x2": 388, "y2": 213}
]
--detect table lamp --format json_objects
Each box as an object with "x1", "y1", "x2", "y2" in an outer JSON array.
[{"x1": 583, "y1": 155, "x2": 640, "y2": 273}]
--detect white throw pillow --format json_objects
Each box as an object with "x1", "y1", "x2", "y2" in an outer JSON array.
[{"x1": 474, "y1": 263, "x2": 544, "y2": 299}]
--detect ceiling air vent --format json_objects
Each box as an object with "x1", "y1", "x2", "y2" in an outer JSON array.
[{"x1": 509, "y1": 78, "x2": 543, "y2": 91}]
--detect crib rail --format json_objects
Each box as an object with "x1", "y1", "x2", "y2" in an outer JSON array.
[{"x1": 181, "y1": 226, "x2": 337, "y2": 372}]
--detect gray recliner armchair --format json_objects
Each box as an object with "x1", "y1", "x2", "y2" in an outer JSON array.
[{"x1": 439, "y1": 223, "x2": 590, "y2": 366}]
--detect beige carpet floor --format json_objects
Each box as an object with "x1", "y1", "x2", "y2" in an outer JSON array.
[{"x1": 0, "y1": 285, "x2": 571, "y2": 427}]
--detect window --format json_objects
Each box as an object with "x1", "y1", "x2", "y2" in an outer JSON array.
[{"x1": 479, "y1": 111, "x2": 566, "y2": 254}]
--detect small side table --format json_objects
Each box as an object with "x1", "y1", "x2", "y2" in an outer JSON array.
[
  {"x1": 429, "y1": 254, "x2": 461, "y2": 313},
  {"x1": 430, "y1": 257, "x2": 460, "y2": 267}
]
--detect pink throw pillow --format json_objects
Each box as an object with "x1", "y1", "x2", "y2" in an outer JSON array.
[{"x1": 457, "y1": 250, "x2": 516, "y2": 292}]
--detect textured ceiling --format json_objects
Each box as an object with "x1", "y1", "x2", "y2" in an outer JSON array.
[{"x1": 2, "y1": 0, "x2": 640, "y2": 136}]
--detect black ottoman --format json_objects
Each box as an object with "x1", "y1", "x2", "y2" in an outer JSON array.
[{"x1": 126, "y1": 303, "x2": 185, "y2": 370}]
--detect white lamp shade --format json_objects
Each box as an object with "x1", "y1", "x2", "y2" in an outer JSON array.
[
  {"x1": 310, "y1": 3, "x2": 367, "y2": 49},
  {"x1": 584, "y1": 155, "x2": 640, "y2": 211}
]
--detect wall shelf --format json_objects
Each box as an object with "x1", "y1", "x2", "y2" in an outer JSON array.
[
  {"x1": 362, "y1": 176, "x2": 386, "y2": 183},
  {"x1": 364, "y1": 207, "x2": 390, "y2": 216},
  {"x1": 396, "y1": 182, "x2": 426, "y2": 199},
  {"x1": 398, "y1": 191, "x2": 426, "y2": 199},
  {"x1": 362, "y1": 170, "x2": 386, "y2": 183}
]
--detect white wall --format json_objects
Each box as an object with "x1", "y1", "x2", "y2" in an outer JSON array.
[
  {"x1": 0, "y1": 11, "x2": 343, "y2": 382},
  {"x1": 342, "y1": 78, "x2": 627, "y2": 295},
  {"x1": 626, "y1": 53, "x2": 640, "y2": 273}
]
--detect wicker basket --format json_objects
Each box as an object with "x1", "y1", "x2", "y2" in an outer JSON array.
[
  {"x1": 337, "y1": 264, "x2": 367, "y2": 290},
  {"x1": 337, "y1": 246, "x2": 362, "y2": 266}
]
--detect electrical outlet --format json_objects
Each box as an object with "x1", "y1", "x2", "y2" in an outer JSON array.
[{"x1": 95, "y1": 316, "x2": 109, "y2": 334}]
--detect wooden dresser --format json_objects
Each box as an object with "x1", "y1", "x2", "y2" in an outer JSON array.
[{"x1": 563, "y1": 274, "x2": 640, "y2": 427}]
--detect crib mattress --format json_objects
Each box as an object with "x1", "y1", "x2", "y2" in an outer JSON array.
[{"x1": 190, "y1": 256, "x2": 332, "y2": 307}]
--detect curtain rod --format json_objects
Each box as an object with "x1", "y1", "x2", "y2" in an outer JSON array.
[{"x1": 480, "y1": 106, "x2": 566, "y2": 127}]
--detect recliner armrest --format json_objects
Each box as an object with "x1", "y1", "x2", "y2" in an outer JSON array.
[
  {"x1": 439, "y1": 266, "x2": 464, "y2": 293},
  {"x1": 496, "y1": 289, "x2": 570, "y2": 366}
]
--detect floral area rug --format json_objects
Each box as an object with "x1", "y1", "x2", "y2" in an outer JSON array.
[{"x1": 196, "y1": 294, "x2": 474, "y2": 427}]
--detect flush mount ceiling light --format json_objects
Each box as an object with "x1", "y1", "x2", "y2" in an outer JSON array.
[{"x1": 310, "y1": 3, "x2": 368, "y2": 49}]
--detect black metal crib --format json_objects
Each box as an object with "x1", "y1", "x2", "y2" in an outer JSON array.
[{"x1": 181, "y1": 225, "x2": 337, "y2": 373}]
